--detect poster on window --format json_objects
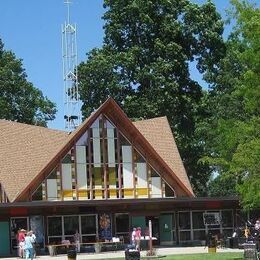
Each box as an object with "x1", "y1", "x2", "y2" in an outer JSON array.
[
  {"x1": 99, "y1": 213, "x2": 112, "y2": 241},
  {"x1": 203, "y1": 213, "x2": 221, "y2": 226},
  {"x1": 30, "y1": 216, "x2": 44, "y2": 247}
]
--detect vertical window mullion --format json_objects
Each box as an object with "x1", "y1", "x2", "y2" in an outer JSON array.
[
  {"x1": 190, "y1": 211, "x2": 193, "y2": 241},
  {"x1": 102, "y1": 115, "x2": 108, "y2": 199},
  {"x1": 74, "y1": 144, "x2": 78, "y2": 200},
  {"x1": 132, "y1": 143, "x2": 136, "y2": 198},
  {"x1": 79, "y1": 215, "x2": 82, "y2": 242},
  {"x1": 96, "y1": 214, "x2": 99, "y2": 239},
  {"x1": 116, "y1": 128, "x2": 122, "y2": 199},
  {"x1": 62, "y1": 216, "x2": 65, "y2": 241},
  {"x1": 88, "y1": 129, "x2": 93, "y2": 200}
]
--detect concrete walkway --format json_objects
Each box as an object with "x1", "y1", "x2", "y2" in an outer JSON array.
[{"x1": 3, "y1": 247, "x2": 243, "y2": 260}]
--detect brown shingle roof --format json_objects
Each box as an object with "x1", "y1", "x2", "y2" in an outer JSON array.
[
  {"x1": 0, "y1": 120, "x2": 69, "y2": 202},
  {"x1": 133, "y1": 117, "x2": 193, "y2": 195},
  {"x1": 0, "y1": 99, "x2": 193, "y2": 201}
]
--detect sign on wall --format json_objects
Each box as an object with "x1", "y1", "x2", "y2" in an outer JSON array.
[
  {"x1": 99, "y1": 214, "x2": 112, "y2": 241},
  {"x1": 203, "y1": 213, "x2": 221, "y2": 226}
]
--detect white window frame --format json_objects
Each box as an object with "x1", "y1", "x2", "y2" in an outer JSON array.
[{"x1": 47, "y1": 214, "x2": 98, "y2": 243}]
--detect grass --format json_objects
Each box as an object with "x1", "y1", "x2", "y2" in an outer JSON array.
[
  {"x1": 162, "y1": 252, "x2": 243, "y2": 260},
  {"x1": 110, "y1": 252, "x2": 243, "y2": 260}
]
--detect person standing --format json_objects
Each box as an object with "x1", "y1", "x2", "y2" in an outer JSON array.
[
  {"x1": 131, "y1": 228, "x2": 136, "y2": 247},
  {"x1": 24, "y1": 232, "x2": 34, "y2": 260},
  {"x1": 17, "y1": 229, "x2": 26, "y2": 258},
  {"x1": 135, "y1": 227, "x2": 141, "y2": 251},
  {"x1": 74, "y1": 230, "x2": 80, "y2": 253},
  {"x1": 30, "y1": 230, "x2": 37, "y2": 258}
]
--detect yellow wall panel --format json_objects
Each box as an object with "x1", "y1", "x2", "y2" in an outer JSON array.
[
  {"x1": 95, "y1": 189, "x2": 103, "y2": 198},
  {"x1": 63, "y1": 190, "x2": 73, "y2": 197},
  {"x1": 124, "y1": 188, "x2": 134, "y2": 197},
  {"x1": 109, "y1": 189, "x2": 117, "y2": 197},
  {"x1": 137, "y1": 188, "x2": 148, "y2": 196},
  {"x1": 78, "y1": 190, "x2": 88, "y2": 198}
]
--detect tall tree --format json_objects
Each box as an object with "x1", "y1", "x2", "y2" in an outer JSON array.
[
  {"x1": 0, "y1": 39, "x2": 56, "y2": 126},
  {"x1": 78, "y1": 0, "x2": 226, "y2": 195},
  {"x1": 202, "y1": 0, "x2": 260, "y2": 209}
]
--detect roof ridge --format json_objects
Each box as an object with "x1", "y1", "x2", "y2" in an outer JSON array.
[{"x1": 133, "y1": 116, "x2": 167, "y2": 123}]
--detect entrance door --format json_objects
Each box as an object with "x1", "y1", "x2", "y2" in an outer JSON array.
[
  {"x1": 145, "y1": 216, "x2": 160, "y2": 245},
  {"x1": 0, "y1": 222, "x2": 10, "y2": 256},
  {"x1": 131, "y1": 216, "x2": 146, "y2": 248},
  {"x1": 159, "y1": 214, "x2": 173, "y2": 245},
  {"x1": 10, "y1": 217, "x2": 29, "y2": 254}
]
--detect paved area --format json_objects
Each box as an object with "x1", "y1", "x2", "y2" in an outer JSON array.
[{"x1": 3, "y1": 247, "x2": 243, "y2": 259}]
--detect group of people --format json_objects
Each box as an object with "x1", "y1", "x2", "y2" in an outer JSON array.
[
  {"x1": 17, "y1": 229, "x2": 36, "y2": 259},
  {"x1": 244, "y1": 218, "x2": 260, "y2": 240},
  {"x1": 246, "y1": 219, "x2": 260, "y2": 249},
  {"x1": 131, "y1": 227, "x2": 142, "y2": 251}
]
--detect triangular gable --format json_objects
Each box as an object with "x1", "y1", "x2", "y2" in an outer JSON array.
[{"x1": 15, "y1": 97, "x2": 194, "y2": 202}]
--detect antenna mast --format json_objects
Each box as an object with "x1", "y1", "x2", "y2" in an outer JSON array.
[{"x1": 62, "y1": 0, "x2": 81, "y2": 131}]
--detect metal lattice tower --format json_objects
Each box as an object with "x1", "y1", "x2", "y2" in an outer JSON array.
[{"x1": 62, "y1": 0, "x2": 81, "y2": 131}]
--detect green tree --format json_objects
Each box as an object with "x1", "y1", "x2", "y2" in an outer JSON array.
[
  {"x1": 208, "y1": 174, "x2": 237, "y2": 197},
  {"x1": 78, "y1": 0, "x2": 226, "y2": 195},
  {"x1": 0, "y1": 39, "x2": 56, "y2": 126},
  {"x1": 203, "y1": 0, "x2": 260, "y2": 209}
]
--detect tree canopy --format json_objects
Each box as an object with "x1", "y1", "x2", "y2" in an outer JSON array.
[
  {"x1": 202, "y1": 0, "x2": 260, "y2": 209},
  {"x1": 78, "y1": 0, "x2": 226, "y2": 195},
  {"x1": 0, "y1": 39, "x2": 56, "y2": 126}
]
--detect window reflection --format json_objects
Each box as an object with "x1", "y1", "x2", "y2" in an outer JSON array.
[
  {"x1": 192, "y1": 212, "x2": 205, "y2": 229},
  {"x1": 179, "y1": 212, "x2": 191, "y2": 230},
  {"x1": 115, "y1": 214, "x2": 129, "y2": 233},
  {"x1": 81, "y1": 215, "x2": 96, "y2": 235},
  {"x1": 64, "y1": 216, "x2": 79, "y2": 235},
  {"x1": 48, "y1": 217, "x2": 62, "y2": 236}
]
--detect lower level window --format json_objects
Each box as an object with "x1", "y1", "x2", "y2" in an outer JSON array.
[
  {"x1": 47, "y1": 215, "x2": 98, "y2": 243},
  {"x1": 115, "y1": 214, "x2": 129, "y2": 234},
  {"x1": 179, "y1": 231, "x2": 191, "y2": 241},
  {"x1": 64, "y1": 216, "x2": 79, "y2": 236},
  {"x1": 193, "y1": 230, "x2": 206, "y2": 240},
  {"x1": 48, "y1": 217, "x2": 62, "y2": 236}
]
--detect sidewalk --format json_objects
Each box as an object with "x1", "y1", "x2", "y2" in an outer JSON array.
[{"x1": 2, "y1": 247, "x2": 243, "y2": 260}]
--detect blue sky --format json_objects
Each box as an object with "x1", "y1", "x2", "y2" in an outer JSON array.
[{"x1": 0, "y1": 0, "x2": 233, "y2": 130}]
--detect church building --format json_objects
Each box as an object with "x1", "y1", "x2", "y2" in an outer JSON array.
[{"x1": 0, "y1": 98, "x2": 239, "y2": 256}]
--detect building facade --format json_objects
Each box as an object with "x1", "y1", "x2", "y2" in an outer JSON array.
[{"x1": 0, "y1": 98, "x2": 239, "y2": 256}]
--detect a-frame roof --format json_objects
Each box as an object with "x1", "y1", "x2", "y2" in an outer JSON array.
[
  {"x1": 0, "y1": 120, "x2": 69, "y2": 202},
  {"x1": 133, "y1": 117, "x2": 193, "y2": 195},
  {"x1": 0, "y1": 98, "x2": 194, "y2": 202}
]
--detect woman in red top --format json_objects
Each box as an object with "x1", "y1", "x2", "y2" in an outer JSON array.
[
  {"x1": 135, "y1": 227, "x2": 141, "y2": 251},
  {"x1": 17, "y1": 229, "x2": 26, "y2": 258}
]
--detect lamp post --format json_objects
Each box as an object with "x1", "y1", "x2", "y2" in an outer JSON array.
[{"x1": 149, "y1": 219, "x2": 153, "y2": 255}]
